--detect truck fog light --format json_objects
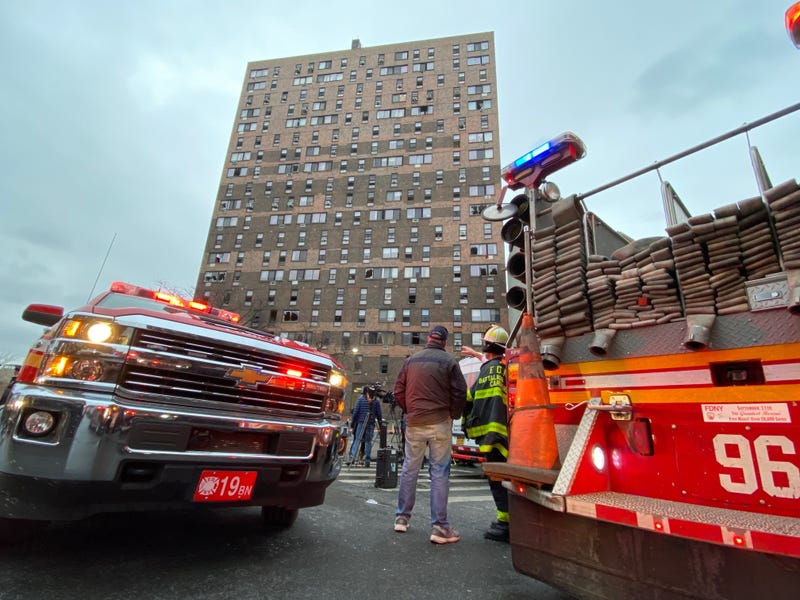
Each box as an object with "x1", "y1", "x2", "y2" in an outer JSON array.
[
  {"x1": 23, "y1": 411, "x2": 57, "y2": 436},
  {"x1": 591, "y1": 444, "x2": 606, "y2": 472}
]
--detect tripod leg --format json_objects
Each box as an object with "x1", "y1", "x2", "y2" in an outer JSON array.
[{"x1": 348, "y1": 421, "x2": 366, "y2": 468}]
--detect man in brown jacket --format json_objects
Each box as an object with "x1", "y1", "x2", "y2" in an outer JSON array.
[{"x1": 392, "y1": 325, "x2": 466, "y2": 544}]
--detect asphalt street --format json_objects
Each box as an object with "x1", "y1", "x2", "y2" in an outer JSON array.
[{"x1": 0, "y1": 462, "x2": 576, "y2": 600}]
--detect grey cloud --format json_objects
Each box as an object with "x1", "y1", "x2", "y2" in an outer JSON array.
[{"x1": 629, "y1": 22, "x2": 789, "y2": 117}]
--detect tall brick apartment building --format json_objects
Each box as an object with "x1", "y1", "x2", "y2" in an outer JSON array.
[{"x1": 196, "y1": 33, "x2": 506, "y2": 403}]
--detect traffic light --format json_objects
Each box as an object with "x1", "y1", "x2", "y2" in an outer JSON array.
[
  {"x1": 788, "y1": 2, "x2": 800, "y2": 48},
  {"x1": 501, "y1": 193, "x2": 532, "y2": 310},
  {"x1": 500, "y1": 193, "x2": 531, "y2": 249}
]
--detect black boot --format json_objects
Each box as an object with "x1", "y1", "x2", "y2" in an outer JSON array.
[{"x1": 484, "y1": 520, "x2": 509, "y2": 543}]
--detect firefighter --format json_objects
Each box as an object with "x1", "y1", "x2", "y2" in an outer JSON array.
[{"x1": 462, "y1": 324, "x2": 511, "y2": 542}]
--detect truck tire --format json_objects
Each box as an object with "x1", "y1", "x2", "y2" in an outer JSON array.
[
  {"x1": 260, "y1": 506, "x2": 298, "y2": 529},
  {"x1": 0, "y1": 518, "x2": 48, "y2": 543}
]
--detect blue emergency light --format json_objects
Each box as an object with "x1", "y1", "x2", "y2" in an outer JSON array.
[
  {"x1": 513, "y1": 141, "x2": 552, "y2": 169},
  {"x1": 501, "y1": 132, "x2": 586, "y2": 190}
]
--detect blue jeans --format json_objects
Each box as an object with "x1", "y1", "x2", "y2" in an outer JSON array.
[
  {"x1": 350, "y1": 422, "x2": 374, "y2": 463},
  {"x1": 395, "y1": 419, "x2": 453, "y2": 527}
]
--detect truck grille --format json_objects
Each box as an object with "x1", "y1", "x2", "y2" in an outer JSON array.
[{"x1": 117, "y1": 330, "x2": 330, "y2": 417}]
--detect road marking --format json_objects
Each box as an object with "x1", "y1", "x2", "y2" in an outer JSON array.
[{"x1": 448, "y1": 495, "x2": 494, "y2": 503}]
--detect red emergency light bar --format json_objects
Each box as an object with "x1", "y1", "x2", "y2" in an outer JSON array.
[
  {"x1": 501, "y1": 132, "x2": 586, "y2": 190},
  {"x1": 109, "y1": 281, "x2": 241, "y2": 323},
  {"x1": 787, "y1": 1, "x2": 800, "y2": 47}
]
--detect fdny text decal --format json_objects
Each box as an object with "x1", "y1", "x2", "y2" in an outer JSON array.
[{"x1": 702, "y1": 403, "x2": 791, "y2": 423}]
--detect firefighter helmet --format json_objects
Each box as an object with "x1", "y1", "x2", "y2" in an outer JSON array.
[{"x1": 482, "y1": 325, "x2": 509, "y2": 348}]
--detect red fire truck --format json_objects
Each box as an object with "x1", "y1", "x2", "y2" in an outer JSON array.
[
  {"x1": 482, "y1": 97, "x2": 800, "y2": 599},
  {"x1": 0, "y1": 282, "x2": 348, "y2": 541}
]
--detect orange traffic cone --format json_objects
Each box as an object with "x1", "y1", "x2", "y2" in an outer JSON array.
[{"x1": 507, "y1": 312, "x2": 561, "y2": 470}]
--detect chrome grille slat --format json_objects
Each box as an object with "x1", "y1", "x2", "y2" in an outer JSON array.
[
  {"x1": 134, "y1": 330, "x2": 329, "y2": 380},
  {"x1": 118, "y1": 330, "x2": 329, "y2": 417}
]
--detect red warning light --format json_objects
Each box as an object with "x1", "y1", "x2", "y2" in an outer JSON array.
[
  {"x1": 733, "y1": 534, "x2": 746, "y2": 546},
  {"x1": 787, "y1": 2, "x2": 800, "y2": 48},
  {"x1": 108, "y1": 282, "x2": 241, "y2": 323}
]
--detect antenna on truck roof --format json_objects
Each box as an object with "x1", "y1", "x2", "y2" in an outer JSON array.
[{"x1": 88, "y1": 233, "x2": 117, "y2": 302}]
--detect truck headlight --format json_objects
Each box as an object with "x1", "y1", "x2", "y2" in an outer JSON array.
[
  {"x1": 35, "y1": 317, "x2": 129, "y2": 386},
  {"x1": 329, "y1": 368, "x2": 346, "y2": 389},
  {"x1": 86, "y1": 322, "x2": 114, "y2": 343}
]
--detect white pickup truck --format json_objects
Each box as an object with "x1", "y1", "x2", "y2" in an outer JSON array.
[{"x1": 0, "y1": 281, "x2": 348, "y2": 540}]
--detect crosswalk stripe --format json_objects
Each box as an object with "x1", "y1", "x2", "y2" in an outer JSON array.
[{"x1": 448, "y1": 495, "x2": 494, "y2": 503}]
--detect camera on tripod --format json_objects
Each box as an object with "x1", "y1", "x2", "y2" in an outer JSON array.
[{"x1": 371, "y1": 383, "x2": 396, "y2": 406}]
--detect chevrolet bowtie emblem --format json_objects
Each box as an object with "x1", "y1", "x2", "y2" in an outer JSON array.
[{"x1": 228, "y1": 365, "x2": 273, "y2": 388}]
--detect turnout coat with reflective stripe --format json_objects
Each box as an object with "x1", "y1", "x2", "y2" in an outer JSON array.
[{"x1": 463, "y1": 356, "x2": 508, "y2": 457}]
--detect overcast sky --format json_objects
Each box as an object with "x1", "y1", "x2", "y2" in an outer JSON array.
[{"x1": 1, "y1": 0, "x2": 797, "y2": 361}]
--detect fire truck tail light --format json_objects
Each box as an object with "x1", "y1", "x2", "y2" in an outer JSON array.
[{"x1": 591, "y1": 444, "x2": 607, "y2": 472}]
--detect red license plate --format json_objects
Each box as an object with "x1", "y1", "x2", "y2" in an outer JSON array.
[{"x1": 193, "y1": 470, "x2": 257, "y2": 502}]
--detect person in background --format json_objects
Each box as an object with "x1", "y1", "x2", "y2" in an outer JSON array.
[
  {"x1": 462, "y1": 324, "x2": 511, "y2": 543},
  {"x1": 393, "y1": 325, "x2": 466, "y2": 544},
  {"x1": 348, "y1": 386, "x2": 382, "y2": 468}
]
